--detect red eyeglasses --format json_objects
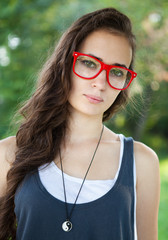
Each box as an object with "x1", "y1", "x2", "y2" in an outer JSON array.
[{"x1": 72, "y1": 52, "x2": 137, "y2": 90}]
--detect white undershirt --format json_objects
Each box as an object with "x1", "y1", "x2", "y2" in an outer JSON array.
[{"x1": 38, "y1": 134, "x2": 124, "y2": 204}]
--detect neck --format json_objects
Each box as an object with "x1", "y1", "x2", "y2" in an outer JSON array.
[{"x1": 66, "y1": 112, "x2": 103, "y2": 144}]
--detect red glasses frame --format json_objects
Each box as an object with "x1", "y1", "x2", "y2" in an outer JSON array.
[{"x1": 72, "y1": 51, "x2": 137, "y2": 90}]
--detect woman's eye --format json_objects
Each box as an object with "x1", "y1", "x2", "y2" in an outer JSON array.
[
  {"x1": 82, "y1": 60, "x2": 96, "y2": 68},
  {"x1": 110, "y1": 68, "x2": 124, "y2": 77}
]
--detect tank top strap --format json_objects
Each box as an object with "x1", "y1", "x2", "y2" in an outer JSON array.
[{"x1": 117, "y1": 135, "x2": 134, "y2": 187}]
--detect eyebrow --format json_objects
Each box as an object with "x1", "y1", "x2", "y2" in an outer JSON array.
[{"x1": 88, "y1": 53, "x2": 128, "y2": 69}]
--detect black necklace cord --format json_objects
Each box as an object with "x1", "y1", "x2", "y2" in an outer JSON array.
[
  {"x1": 59, "y1": 125, "x2": 104, "y2": 221},
  {"x1": 59, "y1": 147, "x2": 69, "y2": 220}
]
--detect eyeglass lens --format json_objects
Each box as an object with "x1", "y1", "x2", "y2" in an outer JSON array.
[{"x1": 74, "y1": 55, "x2": 132, "y2": 89}]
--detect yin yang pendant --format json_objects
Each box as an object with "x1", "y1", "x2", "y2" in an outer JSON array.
[{"x1": 62, "y1": 220, "x2": 73, "y2": 232}]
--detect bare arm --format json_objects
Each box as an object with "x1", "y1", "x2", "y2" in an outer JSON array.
[
  {"x1": 0, "y1": 136, "x2": 16, "y2": 197},
  {"x1": 134, "y1": 141, "x2": 160, "y2": 240}
]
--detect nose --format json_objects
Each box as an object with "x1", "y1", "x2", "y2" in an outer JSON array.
[{"x1": 91, "y1": 70, "x2": 107, "y2": 90}]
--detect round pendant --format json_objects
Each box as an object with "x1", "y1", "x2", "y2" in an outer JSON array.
[{"x1": 62, "y1": 220, "x2": 73, "y2": 232}]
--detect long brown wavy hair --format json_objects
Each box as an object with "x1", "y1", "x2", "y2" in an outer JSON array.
[{"x1": 0, "y1": 7, "x2": 136, "y2": 240}]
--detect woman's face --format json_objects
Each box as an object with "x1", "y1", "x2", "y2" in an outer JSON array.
[{"x1": 68, "y1": 29, "x2": 132, "y2": 119}]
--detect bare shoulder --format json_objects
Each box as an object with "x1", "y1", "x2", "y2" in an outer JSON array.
[
  {"x1": 134, "y1": 140, "x2": 159, "y2": 173},
  {"x1": 134, "y1": 140, "x2": 160, "y2": 183},
  {"x1": 0, "y1": 136, "x2": 17, "y2": 164},
  {"x1": 0, "y1": 136, "x2": 17, "y2": 196}
]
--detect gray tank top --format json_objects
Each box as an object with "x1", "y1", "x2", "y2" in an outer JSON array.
[{"x1": 14, "y1": 136, "x2": 137, "y2": 240}]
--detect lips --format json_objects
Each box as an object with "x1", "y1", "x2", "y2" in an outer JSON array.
[{"x1": 84, "y1": 94, "x2": 104, "y2": 103}]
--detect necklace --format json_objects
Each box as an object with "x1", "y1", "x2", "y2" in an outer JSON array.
[{"x1": 59, "y1": 125, "x2": 104, "y2": 232}]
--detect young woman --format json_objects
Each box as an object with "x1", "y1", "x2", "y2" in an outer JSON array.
[{"x1": 0, "y1": 7, "x2": 160, "y2": 240}]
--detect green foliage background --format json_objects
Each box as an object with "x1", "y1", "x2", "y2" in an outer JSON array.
[{"x1": 0, "y1": 0, "x2": 168, "y2": 238}]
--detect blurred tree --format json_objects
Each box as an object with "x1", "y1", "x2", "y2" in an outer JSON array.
[
  {"x1": 0, "y1": 0, "x2": 168, "y2": 155},
  {"x1": 105, "y1": 0, "x2": 168, "y2": 154},
  {"x1": 0, "y1": 0, "x2": 102, "y2": 136}
]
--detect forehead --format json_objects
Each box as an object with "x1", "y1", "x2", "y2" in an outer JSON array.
[{"x1": 78, "y1": 29, "x2": 132, "y2": 66}]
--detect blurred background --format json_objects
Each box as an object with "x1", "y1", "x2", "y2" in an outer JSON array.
[{"x1": 0, "y1": 0, "x2": 167, "y2": 238}]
